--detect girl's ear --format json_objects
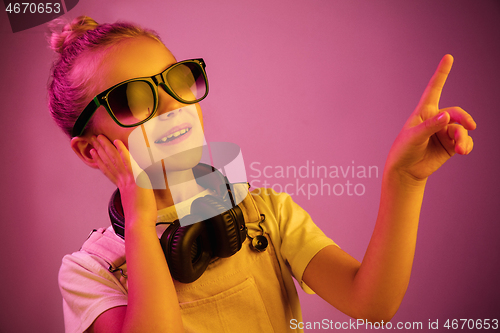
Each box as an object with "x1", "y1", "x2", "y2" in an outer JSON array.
[{"x1": 70, "y1": 136, "x2": 99, "y2": 169}]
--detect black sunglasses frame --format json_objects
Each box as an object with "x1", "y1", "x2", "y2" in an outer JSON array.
[{"x1": 71, "y1": 58, "x2": 208, "y2": 137}]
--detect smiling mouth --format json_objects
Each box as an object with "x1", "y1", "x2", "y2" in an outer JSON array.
[{"x1": 154, "y1": 127, "x2": 192, "y2": 144}]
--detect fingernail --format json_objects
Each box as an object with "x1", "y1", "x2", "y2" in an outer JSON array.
[{"x1": 436, "y1": 113, "x2": 448, "y2": 125}]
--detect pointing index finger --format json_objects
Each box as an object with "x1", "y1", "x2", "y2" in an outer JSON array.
[{"x1": 418, "y1": 54, "x2": 454, "y2": 108}]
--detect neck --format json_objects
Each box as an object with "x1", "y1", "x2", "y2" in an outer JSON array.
[{"x1": 153, "y1": 168, "x2": 206, "y2": 210}]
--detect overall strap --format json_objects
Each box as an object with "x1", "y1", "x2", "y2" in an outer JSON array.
[{"x1": 81, "y1": 228, "x2": 126, "y2": 271}]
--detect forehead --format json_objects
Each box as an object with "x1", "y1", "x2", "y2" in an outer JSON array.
[{"x1": 97, "y1": 36, "x2": 176, "y2": 89}]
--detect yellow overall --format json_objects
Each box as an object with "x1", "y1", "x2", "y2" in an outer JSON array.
[{"x1": 74, "y1": 190, "x2": 334, "y2": 332}]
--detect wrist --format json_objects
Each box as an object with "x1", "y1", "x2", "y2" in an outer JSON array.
[
  {"x1": 383, "y1": 165, "x2": 428, "y2": 192},
  {"x1": 124, "y1": 217, "x2": 158, "y2": 237}
]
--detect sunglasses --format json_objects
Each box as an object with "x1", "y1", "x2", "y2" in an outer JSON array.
[{"x1": 71, "y1": 58, "x2": 209, "y2": 137}]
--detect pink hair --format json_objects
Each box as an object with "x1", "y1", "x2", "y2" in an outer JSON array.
[{"x1": 47, "y1": 16, "x2": 163, "y2": 138}]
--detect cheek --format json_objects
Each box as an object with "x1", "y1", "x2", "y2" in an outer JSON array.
[
  {"x1": 195, "y1": 104, "x2": 204, "y2": 130},
  {"x1": 91, "y1": 107, "x2": 134, "y2": 146},
  {"x1": 89, "y1": 107, "x2": 110, "y2": 133}
]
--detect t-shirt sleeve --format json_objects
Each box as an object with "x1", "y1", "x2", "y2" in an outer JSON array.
[
  {"x1": 58, "y1": 251, "x2": 128, "y2": 333},
  {"x1": 252, "y1": 188, "x2": 338, "y2": 294}
]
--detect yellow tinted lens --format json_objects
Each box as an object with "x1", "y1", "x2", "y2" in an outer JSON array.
[
  {"x1": 167, "y1": 63, "x2": 206, "y2": 101},
  {"x1": 108, "y1": 81, "x2": 155, "y2": 125}
]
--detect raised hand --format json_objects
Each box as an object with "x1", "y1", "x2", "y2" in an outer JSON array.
[
  {"x1": 90, "y1": 135, "x2": 157, "y2": 228},
  {"x1": 89, "y1": 135, "x2": 184, "y2": 332},
  {"x1": 386, "y1": 54, "x2": 477, "y2": 181}
]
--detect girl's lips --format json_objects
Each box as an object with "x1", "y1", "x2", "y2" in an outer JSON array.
[{"x1": 154, "y1": 123, "x2": 193, "y2": 145}]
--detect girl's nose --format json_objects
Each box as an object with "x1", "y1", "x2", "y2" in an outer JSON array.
[
  {"x1": 155, "y1": 84, "x2": 186, "y2": 119},
  {"x1": 157, "y1": 107, "x2": 183, "y2": 120}
]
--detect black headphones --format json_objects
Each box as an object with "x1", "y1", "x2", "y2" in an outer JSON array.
[{"x1": 108, "y1": 164, "x2": 248, "y2": 283}]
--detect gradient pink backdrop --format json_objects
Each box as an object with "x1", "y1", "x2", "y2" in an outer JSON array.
[{"x1": 1, "y1": 0, "x2": 499, "y2": 332}]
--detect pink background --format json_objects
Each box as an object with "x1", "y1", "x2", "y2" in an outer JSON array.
[{"x1": 1, "y1": 0, "x2": 499, "y2": 331}]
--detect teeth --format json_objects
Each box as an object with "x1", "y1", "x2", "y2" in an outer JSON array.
[
  {"x1": 170, "y1": 128, "x2": 186, "y2": 139},
  {"x1": 156, "y1": 128, "x2": 190, "y2": 143}
]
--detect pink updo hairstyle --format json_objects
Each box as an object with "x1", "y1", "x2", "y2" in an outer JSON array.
[{"x1": 47, "y1": 16, "x2": 164, "y2": 138}]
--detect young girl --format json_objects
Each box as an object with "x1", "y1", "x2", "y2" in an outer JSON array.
[{"x1": 50, "y1": 16, "x2": 476, "y2": 333}]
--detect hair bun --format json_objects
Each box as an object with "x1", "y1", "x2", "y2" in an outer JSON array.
[{"x1": 49, "y1": 16, "x2": 99, "y2": 54}]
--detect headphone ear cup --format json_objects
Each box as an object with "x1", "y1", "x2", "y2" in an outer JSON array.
[
  {"x1": 160, "y1": 217, "x2": 212, "y2": 284},
  {"x1": 109, "y1": 189, "x2": 125, "y2": 239},
  {"x1": 191, "y1": 195, "x2": 246, "y2": 258}
]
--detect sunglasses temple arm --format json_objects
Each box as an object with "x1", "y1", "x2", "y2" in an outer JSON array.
[{"x1": 72, "y1": 97, "x2": 101, "y2": 137}]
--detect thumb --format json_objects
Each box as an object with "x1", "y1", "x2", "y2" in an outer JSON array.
[
  {"x1": 114, "y1": 139, "x2": 153, "y2": 189},
  {"x1": 412, "y1": 111, "x2": 449, "y2": 144},
  {"x1": 126, "y1": 148, "x2": 153, "y2": 190}
]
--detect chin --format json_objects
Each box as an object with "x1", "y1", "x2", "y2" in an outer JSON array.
[
  {"x1": 162, "y1": 145, "x2": 204, "y2": 173},
  {"x1": 136, "y1": 145, "x2": 203, "y2": 189}
]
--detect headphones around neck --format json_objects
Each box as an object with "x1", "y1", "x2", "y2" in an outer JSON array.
[{"x1": 108, "y1": 163, "x2": 248, "y2": 283}]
